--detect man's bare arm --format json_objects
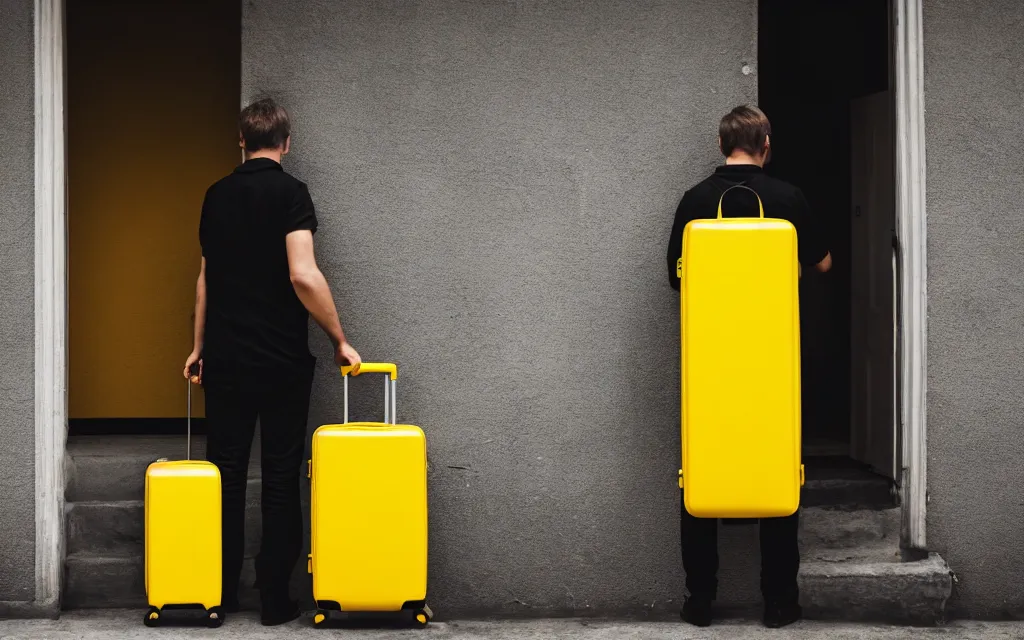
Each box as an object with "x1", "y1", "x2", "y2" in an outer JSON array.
[
  {"x1": 183, "y1": 258, "x2": 206, "y2": 382},
  {"x1": 815, "y1": 252, "x2": 833, "y2": 273},
  {"x1": 286, "y1": 230, "x2": 361, "y2": 368},
  {"x1": 193, "y1": 258, "x2": 207, "y2": 351}
]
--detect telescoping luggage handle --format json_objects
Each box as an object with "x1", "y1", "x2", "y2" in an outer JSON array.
[
  {"x1": 186, "y1": 363, "x2": 201, "y2": 460},
  {"x1": 340, "y1": 363, "x2": 398, "y2": 425}
]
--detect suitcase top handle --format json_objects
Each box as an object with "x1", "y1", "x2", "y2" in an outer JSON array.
[
  {"x1": 340, "y1": 362, "x2": 398, "y2": 425},
  {"x1": 717, "y1": 184, "x2": 764, "y2": 220},
  {"x1": 341, "y1": 362, "x2": 397, "y2": 380}
]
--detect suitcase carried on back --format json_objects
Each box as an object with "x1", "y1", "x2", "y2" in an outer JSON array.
[
  {"x1": 677, "y1": 185, "x2": 804, "y2": 519},
  {"x1": 308, "y1": 362, "x2": 432, "y2": 628},
  {"x1": 143, "y1": 374, "x2": 223, "y2": 627}
]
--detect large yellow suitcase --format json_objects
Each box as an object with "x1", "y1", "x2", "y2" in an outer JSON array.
[
  {"x1": 143, "y1": 379, "x2": 223, "y2": 627},
  {"x1": 678, "y1": 186, "x2": 803, "y2": 519},
  {"x1": 308, "y1": 363, "x2": 431, "y2": 628}
]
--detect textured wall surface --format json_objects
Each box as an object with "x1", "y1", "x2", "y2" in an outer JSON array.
[
  {"x1": 244, "y1": 0, "x2": 758, "y2": 615},
  {"x1": 0, "y1": 0, "x2": 37, "y2": 604},
  {"x1": 923, "y1": 0, "x2": 1024, "y2": 619}
]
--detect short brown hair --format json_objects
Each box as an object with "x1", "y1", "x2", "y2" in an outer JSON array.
[
  {"x1": 239, "y1": 98, "x2": 291, "y2": 152},
  {"x1": 718, "y1": 105, "x2": 771, "y2": 157}
]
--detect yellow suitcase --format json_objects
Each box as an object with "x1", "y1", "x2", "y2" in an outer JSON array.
[
  {"x1": 678, "y1": 185, "x2": 804, "y2": 519},
  {"x1": 308, "y1": 363, "x2": 431, "y2": 628},
  {"x1": 143, "y1": 379, "x2": 223, "y2": 627}
]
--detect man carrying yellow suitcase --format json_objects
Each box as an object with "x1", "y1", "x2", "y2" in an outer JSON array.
[
  {"x1": 183, "y1": 98, "x2": 362, "y2": 625},
  {"x1": 666, "y1": 105, "x2": 832, "y2": 629}
]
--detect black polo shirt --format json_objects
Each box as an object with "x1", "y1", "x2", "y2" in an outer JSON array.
[
  {"x1": 666, "y1": 165, "x2": 828, "y2": 289},
  {"x1": 199, "y1": 158, "x2": 319, "y2": 387}
]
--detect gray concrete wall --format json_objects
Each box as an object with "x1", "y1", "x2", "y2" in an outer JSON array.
[
  {"x1": 0, "y1": 0, "x2": 37, "y2": 606},
  {"x1": 244, "y1": 0, "x2": 758, "y2": 616},
  {"x1": 924, "y1": 0, "x2": 1024, "y2": 619}
]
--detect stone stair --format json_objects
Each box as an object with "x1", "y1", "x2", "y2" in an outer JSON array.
[
  {"x1": 797, "y1": 506, "x2": 950, "y2": 623},
  {"x1": 64, "y1": 435, "x2": 305, "y2": 611},
  {"x1": 63, "y1": 438, "x2": 951, "y2": 622},
  {"x1": 793, "y1": 458, "x2": 952, "y2": 624}
]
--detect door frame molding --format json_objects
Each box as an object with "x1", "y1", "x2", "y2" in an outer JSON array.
[
  {"x1": 893, "y1": 0, "x2": 928, "y2": 551},
  {"x1": 34, "y1": 0, "x2": 67, "y2": 615}
]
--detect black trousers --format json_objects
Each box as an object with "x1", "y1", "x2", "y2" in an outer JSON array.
[
  {"x1": 680, "y1": 491, "x2": 800, "y2": 605},
  {"x1": 205, "y1": 374, "x2": 313, "y2": 602}
]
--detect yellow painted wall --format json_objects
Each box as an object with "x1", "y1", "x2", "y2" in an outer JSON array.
[{"x1": 68, "y1": 0, "x2": 240, "y2": 418}]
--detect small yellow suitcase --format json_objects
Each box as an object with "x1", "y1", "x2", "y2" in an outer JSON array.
[
  {"x1": 308, "y1": 363, "x2": 431, "y2": 628},
  {"x1": 143, "y1": 377, "x2": 223, "y2": 627},
  {"x1": 678, "y1": 185, "x2": 804, "y2": 519}
]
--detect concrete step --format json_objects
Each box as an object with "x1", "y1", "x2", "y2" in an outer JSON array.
[
  {"x1": 65, "y1": 502, "x2": 144, "y2": 557},
  {"x1": 801, "y1": 459, "x2": 896, "y2": 510},
  {"x1": 64, "y1": 556, "x2": 146, "y2": 609},
  {"x1": 65, "y1": 490, "x2": 262, "y2": 558},
  {"x1": 800, "y1": 553, "x2": 952, "y2": 624},
  {"x1": 803, "y1": 542, "x2": 902, "y2": 564},
  {"x1": 66, "y1": 435, "x2": 262, "y2": 502},
  {"x1": 799, "y1": 507, "x2": 901, "y2": 549},
  {"x1": 63, "y1": 555, "x2": 311, "y2": 611}
]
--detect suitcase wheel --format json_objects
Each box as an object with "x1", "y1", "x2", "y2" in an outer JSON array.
[
  {"x1": 313, "y1": 611, "x2": 328, "y2": 627},
  {"x1": 413, "y1": 605, "x2": 433, "y2": 628},
  {"x1": 143, "y1": 607, "x2": 160, "y2": 627},
  {"x1": 205, "y1": 607, "x2": 224, "y2": 628}
]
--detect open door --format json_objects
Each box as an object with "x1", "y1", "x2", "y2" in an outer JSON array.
[{"x1": 849, "y1": 90, "x2": 897, "y2": 480}]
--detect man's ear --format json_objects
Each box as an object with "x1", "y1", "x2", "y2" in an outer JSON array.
[
  {"x1": 239, "y1": 133, "x2": 245, "y2": 149},
  {"x1": 282, "y1": 136, "x2": 291, "y2": 156},
  {"x1": 718, "y1": 135, "x2": 724, "y2": 156}
]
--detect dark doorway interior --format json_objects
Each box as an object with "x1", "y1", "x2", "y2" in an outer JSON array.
[
  {"x1": 67, "y1": 0, "x2": 241, "y2": 436},
  {"x1": 759, "y1": 0, "x2": 894, "y2": 475}
]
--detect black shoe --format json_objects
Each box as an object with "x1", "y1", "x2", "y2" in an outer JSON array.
[
  {"x1": 260, "y1": 599, "x2": 301, "y2": 626},
  {"x1": 763, "y1": 602, "x2": 802, "y2": 628},
  {"x1": 681, "y1": 596, "x2": 713, "y2": 627},
  {"x1": 260, "y1": 586, "x2": 301, "y2": 627}
]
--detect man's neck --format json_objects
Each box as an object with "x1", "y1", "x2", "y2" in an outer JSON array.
[
  {"x1": 725, "y1": 151, "x2": 764, "y2": 167},
  {"x1": 244, "y1": 149, "x2": 283, "y2": 164}
]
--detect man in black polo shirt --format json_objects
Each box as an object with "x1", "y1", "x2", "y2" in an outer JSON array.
[
  {"x1": 183, "y1": 98, "x2": 362, "y2": 625},
  {"x1": 666, "y1": 105, "x2": 832, "y2": 629}
]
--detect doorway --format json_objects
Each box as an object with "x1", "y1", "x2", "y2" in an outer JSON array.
[
  {"x1": 759, "y1": 0, "x2": 898, "y2": 483},
  {"x1": 66, "y1": 0, "x2": 241, "y2": 434}
]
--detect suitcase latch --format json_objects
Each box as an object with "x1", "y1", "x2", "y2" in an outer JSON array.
[
  {"x1": 307, "y1": 459, "x2": 312, "y2": 479},
  {"x1": 307, "y1": 553, "x2": 312, "y2": 574},
  {"x1": 800, "y1": 464, "x2": 805, "y2": 487},
  {"x1": 676, "y1": 258, "x2": 683, "y2": 279},
  {"x1": 678, "y1": 468, "x2": 684, "y2": 489}
]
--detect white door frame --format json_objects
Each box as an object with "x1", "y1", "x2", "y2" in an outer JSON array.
[
  {"x1": 29, "y1": 0, "x2": 933, "y2": 610},
  {"x1": 893, "y1": 0, "x2": 928, "y2": 552},
  {"x1": 34, "y1": 0, "x2": 67, "y2": 614}
]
